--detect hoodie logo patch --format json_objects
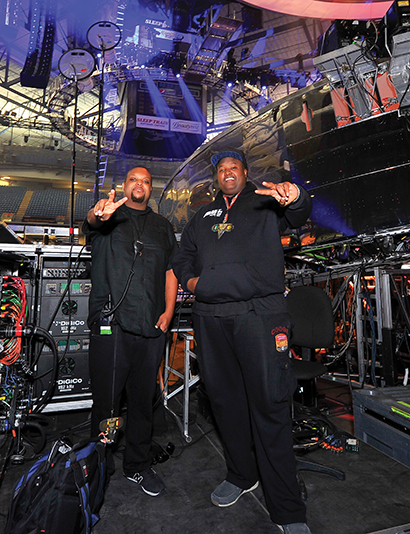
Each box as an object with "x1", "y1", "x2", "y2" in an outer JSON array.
[
  {"x1": 212, "y1": 222, "x2": 234, "y2": 239},
  {"x1": 203, "y1": 209, "x2": 223, "y2": 218}
]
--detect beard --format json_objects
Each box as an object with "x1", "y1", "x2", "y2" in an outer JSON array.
[{"x1": 131, "y1": 190, "x2": 146, "y2": 204}]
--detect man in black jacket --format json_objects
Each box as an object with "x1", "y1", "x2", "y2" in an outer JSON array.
[
  {"x1": 172, "y1": 150, "x2": 312, "y2": 534},
  {"x1": 83, "y1": 166, "x2": 177, "y2": 497}
]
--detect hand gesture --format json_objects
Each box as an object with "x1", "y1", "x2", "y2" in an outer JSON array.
[
  {"x1": 255, "y1": 181, "x2": 299, "y2": 206},
  {"x1": 93, "y1": 189, "x2": 128, "y2": 222}
]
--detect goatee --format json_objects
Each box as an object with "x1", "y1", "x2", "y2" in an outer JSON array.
[{"x1": 131, "y1": 192, "x2": 145, "y2": 204}]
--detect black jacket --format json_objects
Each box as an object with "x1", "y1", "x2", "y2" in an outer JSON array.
[
  {"x1": 83, "y1": 204, "x2": 177, "y2": 337},
  {"x1": 172, "y1": 182, "x2": 311, "y2": 312}
]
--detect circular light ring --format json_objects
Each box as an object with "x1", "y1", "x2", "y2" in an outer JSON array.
[
  {"x1": 87, "y1": 21, "x2": 121, "y2": 51},
  {"x1": 58, "y1": 48, "x2": 96, "y2": 81}
]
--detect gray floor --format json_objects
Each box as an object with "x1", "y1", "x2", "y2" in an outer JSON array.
[{"x1": 1, "y1": 381, "x2": 410, "y2": 534}]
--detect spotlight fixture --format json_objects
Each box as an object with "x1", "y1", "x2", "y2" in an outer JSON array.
[
  {"x1": 223, "y1": 48, "x2": 237, "y2": 86},
  {"x1": 224, "y1": 71, "x2": 236, "y2": 86},
  {"x1": 171, "y1": 53, "x2": 184, "y2": 78},
  {"x1": 260, "y1": 73, "x2": 269, "y2": 90}
]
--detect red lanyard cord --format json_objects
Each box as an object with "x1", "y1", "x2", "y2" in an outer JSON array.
[{"x1": 222, "y1": 191, "x2": 241, "y2": 223}]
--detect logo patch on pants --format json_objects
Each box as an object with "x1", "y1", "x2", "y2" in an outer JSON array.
[{"x1": 275, "y1": 333, "x2": 288, "y2": 352}]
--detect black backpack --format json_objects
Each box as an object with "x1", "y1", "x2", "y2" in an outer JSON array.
[{"x1": 4, "y1": 438, "x2": 107, "y2": 534}]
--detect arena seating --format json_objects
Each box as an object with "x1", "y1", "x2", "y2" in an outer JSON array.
[
  {"x1": 23, "y1": 189, "x2": 70, "y2": 222},
  {"x1": 74, "y1": 191, "x2": 95, "y2": 222},
  {"x1": 0, "y1": 186, "x2": 27, "y2": 218}
]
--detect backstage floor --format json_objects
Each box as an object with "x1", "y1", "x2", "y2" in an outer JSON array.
[{"x1": 1, "y1": 376, "x2": 410, "y2": 534}]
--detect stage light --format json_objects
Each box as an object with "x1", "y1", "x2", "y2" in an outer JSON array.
[
  {"x1": 260, "y1": 72, "x2": 269, "y2": 90},
  {"x1": 223, "y1": 70, "x2": 236, "y2": 86},
  {"x1": 223, "y1": 48, "x2": 237, "y2": 87},
  {"x1": 171, "y1": 54, "x2": 184, "y2": 78}
]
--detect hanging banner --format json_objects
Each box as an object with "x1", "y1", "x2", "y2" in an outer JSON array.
[
  {"x1": 170, "y1": 119, "x2": 203, "y2": 134},
  {"x1": 136, "y1": 114, "x2": 169, "y2": 131}
]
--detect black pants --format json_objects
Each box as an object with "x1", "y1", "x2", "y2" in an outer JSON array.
[
  {"x1": 89, "y1": 323, "x2": 165, "y2": 474},
  {"x1": 193, "y1": 311, "x2": 306, "y2": 526}
]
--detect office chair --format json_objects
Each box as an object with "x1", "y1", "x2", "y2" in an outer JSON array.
[
  {"x1": 286, "y1": 284, "x2": 333, "y2": 403},
  {"x1": 286, "y1": 285, "x2": 345, "y2": 499}
]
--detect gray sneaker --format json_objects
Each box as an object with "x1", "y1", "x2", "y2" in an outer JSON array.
[
  {"x1": 211, "y1": 480, "x2": 259, "y2": 507},
  {"x1": 277, "y1": 523, "x2": 312, "y2": 534}
]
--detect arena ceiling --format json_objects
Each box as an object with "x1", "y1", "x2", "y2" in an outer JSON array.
[{"x1": 0, "y1": 0, "x2": 389, "y2": 192}]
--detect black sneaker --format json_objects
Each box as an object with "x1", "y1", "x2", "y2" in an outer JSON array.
[{"x1": 124, "y1": 467, "x2": 166, "y2": 496}]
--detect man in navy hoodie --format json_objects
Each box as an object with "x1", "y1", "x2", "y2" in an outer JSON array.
[{"x1": 172, "y1": 149, "x2": 312, "y2": 534}]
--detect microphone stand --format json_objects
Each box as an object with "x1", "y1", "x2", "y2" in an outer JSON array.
[
  {"x1": 70, "y1": 69, "x2": 79, "y2": 244},
  {"x1": 94, "y1": 44, "x2": 106, "y2": 206},
  {"x1": 58, "y1": 48, "x2": 95, "y2": 243}
]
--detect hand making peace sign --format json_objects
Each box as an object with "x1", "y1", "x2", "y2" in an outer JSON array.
[{"x1": 92, "y1": 189, "x2": 128, "y2": 222}]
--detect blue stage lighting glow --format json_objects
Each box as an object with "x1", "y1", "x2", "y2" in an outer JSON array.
[
  {"x1": 310, "y1": 199, "x2": 356, "y2": 237},
  {"x1": 250, "y1": 38, "x2": 266, "y2": 60},
  {"x1": 176, "y1": 76, "x2": 206, "y2": 129},
  {"x1": 296, "y1": 181, "x2": 356, "y2": 236},
  {"x1": 217, "y1": 84, "x2": 233, "y2": 124},
  {"x1": 144, "y1": 71, "x2": 174, "y2": 118},
  {"x1": 256, "y1": 95, "x2": 269, "y2": 110}
]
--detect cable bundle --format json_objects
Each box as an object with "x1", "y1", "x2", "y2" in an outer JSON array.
[
  {"x1": 320, "y1": 433, "x2": 344, "y2": 453},
  {"x1": 292, "y1": 402, "x2": 348, "y2": 453},
  {"x1": 0, "y1": 276, "x2": 27, "y2": 365}
]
